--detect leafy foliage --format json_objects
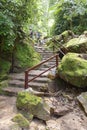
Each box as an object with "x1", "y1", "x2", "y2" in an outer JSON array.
[
  {"x1": 0, "y1": 0, "x2": 41, "y2": 54},
  {"x1": 0, "y1": 0, "x2": 41, "y2": 73},
  {"x1": 50, "y1": 0, "x2": 87, "y2": 35}
]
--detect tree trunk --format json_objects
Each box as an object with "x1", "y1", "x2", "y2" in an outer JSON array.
[{"x1": 70, "y1": 20, "x2": 73, "y2": 30}]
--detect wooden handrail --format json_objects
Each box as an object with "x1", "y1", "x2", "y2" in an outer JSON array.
[
  {"x1": 24, "y1": 54, "x2": 58, "y2": 89},
  {"x1": 25, "y1": 54, "x2": 58, "y2": 72}
]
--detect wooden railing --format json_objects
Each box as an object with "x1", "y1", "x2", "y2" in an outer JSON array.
[{"x1": 24, "y1": 54, "x2": 59, "y2": 89}]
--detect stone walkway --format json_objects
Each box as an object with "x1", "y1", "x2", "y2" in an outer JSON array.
[
  {"x1": 2, "y1": 45, "x2": 55, "y2": 95},
  {"x1": 0, "y1": 45, "x2": 87, "y2": 130},
  {"x1": 0, "y1": 45, "x2": 56, "y2": 129}
]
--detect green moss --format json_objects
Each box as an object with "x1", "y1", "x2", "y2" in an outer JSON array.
[
  {"x1": 21, "y1": 111, "x2": 33, "y2": 121},
  {"x1": 16, "y1": 92, "x2": 42, "y2": 110},
  {"x1": 62, "y1": 30, "x2": 69, "y2": 37},
  {"x1": 46, "y1": 39, "x2": 60, "y2": 51},
  {"x1": 0, "y1": 80, "x2": 8, "y2": 87},
  {"x1": 83, "y1": 94, "x2": 87, "y2": 99},
  {"x1": 65, "y1": 38, "x2": 78, "y2": 47},
  {"x1": 0, "y1": 58, "x2": 11, "y2": 81},
  {"x1": 0, "y1": 80, "x2": 9, "y2": 94},
  {"x1": 64, "y1": 37, "x2": 87, "y2": 53},
  {"x1": 15, "y1": 43, "x2": 41, "y2": 68},
  {"x1": 57, "y1": 53, "x2": 87, "y2": 87},
  {"x1": 12, "y1": 113, "x2": 29, "y2": 128}
]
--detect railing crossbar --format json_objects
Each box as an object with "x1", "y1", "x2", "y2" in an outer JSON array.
[
  {"x1": 24, "y1": 54, "x2": 58, "y2": 89},
  {"x1": 25, "y1": 54, "x2": 58, "y2": 73},
  {"x1": 28, "y1": 65, "x2": 56, "y2": 83}
]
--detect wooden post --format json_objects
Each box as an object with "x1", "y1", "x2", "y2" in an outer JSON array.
[{"x1": 25, "y1": 71, "x2": 28, "y2": 89}]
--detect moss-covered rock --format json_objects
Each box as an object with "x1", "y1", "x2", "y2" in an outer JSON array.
[
  {"x1": 47, "y1": 69, "x2": 56, "y2": 80},
  {"x1": 0, "y1": 80, "x2": 8, "y2": 91},
  {"x1": 77, "y1": 92, "x2": 87, "y2": 114},
  {"x1": 12, "y1": 113, "x2": 29, "y2": 129},
  {"x1": 21, "y1": 111, "x2": 33, "y2": 121},
  {"x1": 0, "y1": 58, "x2": 10, "y2": 94},
  {"x1": 61, "y1": 30, "x2": 75, "y2": 43},
  {"x1": 16, "y1": 92, "x2": 50, "y2": 121},
  {"x1": 62, "y1": 35, "x2": 87, "y2": 54},
  {"x1": 46, "y1": 30, "x2": 75, "y2": 51},
  {"x1": 0, "y1": 58, "x2": 11, "y2": 81},
  {"x1": 57, "y1": 53, "x2": 87, "y2": 88},
  {"x1": 13, "y1": 43, "x2": 41, "y2": 72}
]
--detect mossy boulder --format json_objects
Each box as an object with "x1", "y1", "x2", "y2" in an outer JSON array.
[
  {"x1": 62, "y1": 35, "x2": 87, "y2": 54},
  {"x1": 46, "y1": 30, "x2": 75, "y2": 51},
  {"x1": 0, "y1": 58, "x2": 11, "y2": 81},
  {"x1": 57, "y1": 53, "x2": 87, "y2": 88},
  {"x1": 12, "y1": 113, "x2": 29, "y2": 129},
  {"x1": 61, "y1": 30, "x2": 75, "y2": 43},
  {"x1": 16, "y1": 92, "x2": 50, "y2": 121},
  {"x1": 0, "y1": 80, "x2": 9, "y2": 95},
  {"x1": 13, "y1": 43, "x2": 41, "y2": 72},
  {"x1": 77, "y1": 92, "x2": 87, "y2": 114}
]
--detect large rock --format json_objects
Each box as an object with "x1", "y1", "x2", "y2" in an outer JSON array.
[
  {"x1": 77, "y1": 92, "x2": 87, "y2": 114},
  {"x1": 16, "y1": 92, "x2": 50, "y2": 121},
  {"x1": 46, "y1": 30, "x2": 75, "y2": 51},
  {"x1": 61, "y1": 34, "x2": 87, "y2": 54},
  {"x1": 57, "y1": 53, "x2": 87, "y2": 88}
]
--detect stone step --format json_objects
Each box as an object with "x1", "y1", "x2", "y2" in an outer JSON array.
[
  {"x1": 9, "y1": 70, "x2": 49, "y2": 78},
  {"x1": 40, "y1": 53, "x2": 53, "y2": 55},
  {"x1": 42, "y1": 63, "x2": 56, "y2": 68},
  {"x1": 39, "y1": 67, "x2": 50, "y2": 70},
  {"x1": 38, "y1": 50, "x2": 53, "y2": 54},
  {"x1": 8, "y1": 79, "x2": 48, "y2": 89},
  {"x1": 28, "y1": 77, "x2": 49, "y2": 83},
  {"x1": 42, "y1": 55, "x2": 54, "y2": 58},
  {"x1": 38, "y1": 51, "x2": 53, "y2": 54},
  {"x1": 28, "y1": 82, "x2": 47, "y2": 90},
  {"x1": 42, "y1": 51, "x2": 53, "y2": 54},
  {"x1": 44, "y1": 62, "x2": 56, "y2": 65},
  {"x1": 9, "y1": 74, "x2": 48, "y2": 83},
  {"x1": 28, "y1": 70, "x2": 49, "y2": 77},
  {"x1": 9, "y1": 73, "x2": 24, "y2": 81},
  {"x1": 3, "y1": 81, "x2": 47, "y2": 96},
  {"x1": 34, "y1": 46, "x2": 45, "y2": 50},
  {"x1": 8, "y1": 80, "x2": 24, "y2": 87},
  {"x1": 42, "y1": 58, "x2": 56, "y2": 62},
  {"x1": 42, "y1": 61, "x2": 56, "y2": 65},
  {"x1": 2, "y1": 86, "x2": 24, "y2": 96},
  {"x1": 9, "y1": 68, "x2": 50, "y2": 75}
]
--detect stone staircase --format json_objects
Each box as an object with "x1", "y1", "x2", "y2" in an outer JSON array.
[{"x1": 2, "y1": 45, "x2": 56, "y2": 96}]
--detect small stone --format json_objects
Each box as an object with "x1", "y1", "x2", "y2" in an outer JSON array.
[
  {"x1": 54, "y1": 106, "x2": 72, "y2": 116},
  {"x1": 46, "y1": 120, "x2": 60, "y2": 130},
  {"x1": 12, "y1": 113, "x2": 30, "y2": 129},
  {"x1": 77, "y1": 92, "x2": 87, "y2": 114},
  {"x1": 47, "y1": 68, "x2": 56, "y2": 80}
]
